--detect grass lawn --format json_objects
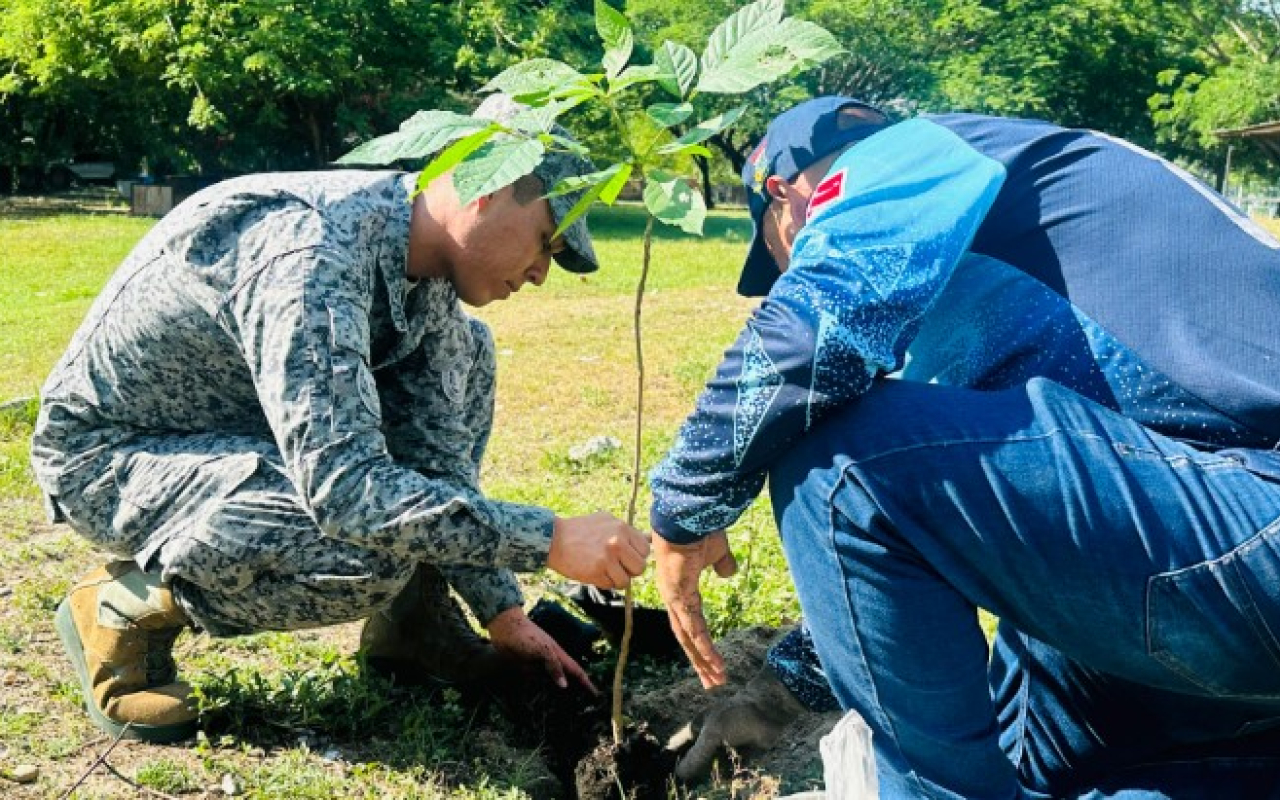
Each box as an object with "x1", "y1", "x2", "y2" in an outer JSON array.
[
  {"x1": 0, "y1": 200, "x2": 799, "y2": 799},
  {"x1": 8, "y1": 197, "x2": 1277, "y2": 799}
]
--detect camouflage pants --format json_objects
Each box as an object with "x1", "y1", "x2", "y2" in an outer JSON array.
[{"x1": 52, "y1": 319, "x2": 497, "y2": 637}]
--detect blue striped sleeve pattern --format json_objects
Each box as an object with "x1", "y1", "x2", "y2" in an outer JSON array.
[{"x1": 651, "y1": 120, "x2": 1007, "y2": 542}]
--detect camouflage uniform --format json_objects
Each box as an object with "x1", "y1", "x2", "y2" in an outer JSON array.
[{"x1": 31, "y1": 170, "x2": 554, "y2": 636}]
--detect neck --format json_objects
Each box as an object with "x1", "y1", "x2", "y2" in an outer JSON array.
[{"x1": 405, "y1": 189, "x2": 452, "y2": 281}]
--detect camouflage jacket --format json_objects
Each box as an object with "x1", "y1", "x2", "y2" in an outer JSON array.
[{"x1": 31, "y1": 170, "x2": 554, "y2": 622}]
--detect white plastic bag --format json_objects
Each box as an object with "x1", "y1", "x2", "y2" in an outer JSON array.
[
  {"x1": 778, "y1": 710, "x2": 878, "y2": 800},
  {"x1": 821, "y1": 710, "x2": 878, "y2": 799}
]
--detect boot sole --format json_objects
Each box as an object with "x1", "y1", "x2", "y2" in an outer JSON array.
[{"x1": 54, "y1": 598, "x2": 197, "y2": 744}]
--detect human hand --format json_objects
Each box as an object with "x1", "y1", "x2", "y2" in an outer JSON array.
[
  {"x1": 673, "y1": 663, "x2": 807, "y2": 782},
  {"x1": 486, "y1": 606, "x2": 597, "y2": 693},
  {"x1": 653, "y1": 530, "x2": 737, "y2": 688},
  {"x1": 546, "y1": 512, "x2": 649, "y2": 590}
]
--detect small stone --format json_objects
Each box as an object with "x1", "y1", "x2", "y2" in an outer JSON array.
[
  {"x1": 246, "y1": 746, "x2": 266, "y2": 758},
  {"x1": 220, "y1": 773, "x2": 241, "y2": 796},
  {"x1": 321, "y1": 748, "x2": 341, "y2": 762},
  {"x1": 12, "y1": 764, "x2": 38, "y2": 783},
  {"x1": 0, "y1": 586, "x2": 12, "y2": 598},
  {"x1": 1, "y1": 672, "x2": 18, "y2": 686},
  {"x1": 568, "y1": 435, "x2": 622, "y2": 464}
]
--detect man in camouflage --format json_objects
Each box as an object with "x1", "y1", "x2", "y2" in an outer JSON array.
[{"x1": 30, "y1": 98, "x2": 649, "y2": 743}]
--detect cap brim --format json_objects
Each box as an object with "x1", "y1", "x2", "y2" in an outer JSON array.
[
  {"x1": 547, "y1": 192, "x2": 598, "y2": 274},
  {"x1": 552, "y1": 241, "x2": 597, "y2": 274},
  {"x1": 736, "y1": 211, "x2": 782, "y2": 297}
]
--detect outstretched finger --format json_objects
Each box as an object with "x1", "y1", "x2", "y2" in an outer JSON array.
[
  {"x1": 560, "y1": 648, "x2": 597, "y2": 694},
  {"x1": 669, "y1": 599, "x2": 726, "y2": 688},
  {"x1": 539, "y1": 643, "x2": 569, "y2": 689}
]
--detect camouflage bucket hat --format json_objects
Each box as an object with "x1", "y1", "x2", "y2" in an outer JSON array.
[{"x1": 473, "y1": 94, "x2": 599, "y2": 274}]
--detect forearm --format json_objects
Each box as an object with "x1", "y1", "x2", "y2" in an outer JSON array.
[{"x1": 301, "y1": 443, "x2": 554, "y2": 569}]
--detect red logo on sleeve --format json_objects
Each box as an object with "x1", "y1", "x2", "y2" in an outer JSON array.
[{"x1": 806, "y1": 169, "x2": 846, "y2": 220}]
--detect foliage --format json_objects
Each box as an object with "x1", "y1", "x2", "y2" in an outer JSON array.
[
  {"x1": 6, "y1": 0, "x2": 1280, "y2": 190},
  {"x1": 1149, "y1": 0, "x2": 1280, "y2": 175},
  {"x1": 0, "y1": 0, "x2": 595, "y2": 178},
  {"x1": 339, "y1": 0, "x2": 840, "y2": 234},
  {"x1": 933, "y1": 0, "x2": 1188, "y2": 147}
]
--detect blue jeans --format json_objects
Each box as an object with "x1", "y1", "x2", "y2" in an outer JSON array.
[{"x1": 769, "y1": 377, "x2": 1280, "y2": 799}]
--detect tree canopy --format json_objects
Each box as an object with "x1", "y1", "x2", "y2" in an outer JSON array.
[{"x1": 2, "y1": 0, "x2": 1278, "y2": 189}]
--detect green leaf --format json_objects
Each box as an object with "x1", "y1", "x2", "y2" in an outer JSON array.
[
  {"x1": 548, "y1": 80, "x2": 605, "y2": 103},
  {"x1": 598, "y1": 162, "x2": 634, "y2": 205},
  {"x1": 452, "y1": 137, "x2": 547, "y2": 206},
  {"x1": 609, "y1": 65, "x2": 662, "y2": 94},
  {"x1": 595, "y1": 0, "x2": 633, "y2": 80},
  {"x1": 415, "y1": 127, "x2": 499, "y2": 195},
  {"x1": 336, "y1": 110, "x2": 489, "y2": 166},
  {"x1": 700, "y1": 0, "x2": 784, "y2": 76},
  {"x1": 553, "y1": 179, "x2": 610, "y2": 240},
  {"x1": 654, "y1": 41, "x2": 698, "y2": 99},
  {"x1": 544, "y1": 163, "x2": 627, "y2": 198},
  {"x1": 657, "y1": 105, "x2": 747, "y2": 153},
  {"x1": 643, "y1": 168, "x2": 705, "y2": 235},
  {"x1": 507, "y1": 96, "x2": 592, "y2": 135},
  {"x1": 697, "y1": 18, "x2": 844, "y2": 94},
  {"x1": 481, "y1": 58, "x2": 585, "y2": 100},
  {"x1": 679, "y1": 144, "x2": 715, "y2": 159},
  {"x1": 542, "y1": 133, "x2": 591, "y2": 156},
  {"x1": 646, "y1": 102, "x2": 694, "y2": 127}
]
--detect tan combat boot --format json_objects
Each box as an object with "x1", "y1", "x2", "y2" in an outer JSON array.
[
  {"x1": 360, "y1": 564, "x2": 508, "y2": 687},
  {"x1": 54, "y1": 562, "x2": 197, "y2": 743}
]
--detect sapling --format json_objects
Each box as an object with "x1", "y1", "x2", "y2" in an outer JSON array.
[{"x1": 339, "y1": 0, "x2": 841, "y2": 746}]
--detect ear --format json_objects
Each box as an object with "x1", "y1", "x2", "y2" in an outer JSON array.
[
  {"x1": 475, "y1": 193, "x2": 494, "y2": 211},
  {"x1": 764, "y1": 175, "x2": 791, "y2": 203}
]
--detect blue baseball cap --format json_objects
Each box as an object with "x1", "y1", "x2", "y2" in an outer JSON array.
[{"x1": 737, "y1": 96, "x2": 890, "y2": 297}]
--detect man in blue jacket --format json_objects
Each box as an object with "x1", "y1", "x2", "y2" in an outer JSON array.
[{"x1": 651, "y1": 96, "x2": 1280, "y2": 798}]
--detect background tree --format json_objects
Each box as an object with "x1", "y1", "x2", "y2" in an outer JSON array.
[
  {"x1": 933, "y1": 0, "x2": 1187, "y2": 148},
  {"x1": 5, "y1": 0, "x2": 1280, "y2": 193},
  {"x1": 0, "y1": 0, "x2": 179, "y2": 186},
  {"x1": 1150, "y1": 0, "x2": 1280, "y2": 180}
]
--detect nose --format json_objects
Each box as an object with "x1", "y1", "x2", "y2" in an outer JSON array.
[{"x1": 526, "y1": 255, "x2": 551, "y2": 287}]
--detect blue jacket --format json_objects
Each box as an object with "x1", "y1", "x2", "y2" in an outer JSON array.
[
  {"x1": 649, "y1": 115, "x2": 1280, "y2": 710},
  {"x1": 651, "y1": 114, "x2": 1280, "y2": 545}
]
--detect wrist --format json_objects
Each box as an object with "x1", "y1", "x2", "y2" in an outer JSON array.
[
  {"x1": 546, "y1": 516, "x2": 566, "y2": 573},
  {"x1": 485, "y1": 605, "x2": 527, "y2": 635}
]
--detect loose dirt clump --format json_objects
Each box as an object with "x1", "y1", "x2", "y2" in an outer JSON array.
[
  {"x1": 573, "y1": 725, "x2": 676, "y2": 800},
  {"x1": 486, "y1": 612, "x2": 841, "y2": 799}
]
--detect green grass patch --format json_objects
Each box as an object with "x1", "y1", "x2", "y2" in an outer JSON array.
[
  {"x1": 0, "y1": 213, "x2": 155, "y2": 401},
  {"x1": 134, "y1": 758, "x2": 204, "y2": 794},
  {"x1": 0, "y1": 708, "x2": 40, "y2": 738}
]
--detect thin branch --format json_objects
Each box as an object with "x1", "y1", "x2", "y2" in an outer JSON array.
[
  {"x1": 59, "y1": 723, "x2": 131, "y2": 800},
  {"x1": 612, "y1": 212, "x2": 654, "y2": 745}
]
